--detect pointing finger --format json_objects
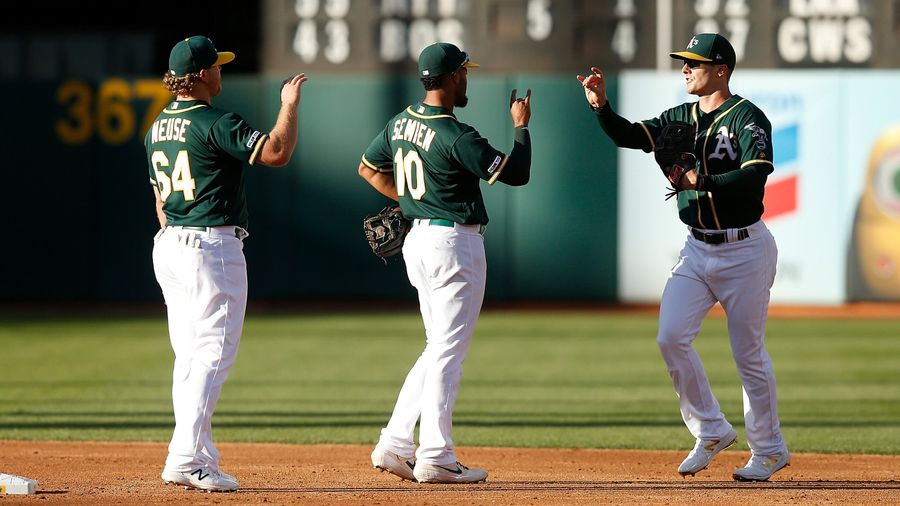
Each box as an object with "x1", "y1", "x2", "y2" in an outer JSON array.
[
  {"x1": 509, "y1": 88, "x2": 518, "y2": 108},
  {"x1": 524, "y1": 88, "x2": 532, "y2": 106}
]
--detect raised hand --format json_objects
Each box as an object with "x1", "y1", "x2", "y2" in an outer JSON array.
[
  {"x1": 281, "y1": 73, "x2": 308, "y2": 108},
  {"x1": 576, "y1": 67, "x2": 607, "y2": 109},
  {"x1": 509, "y1": 88, "x2": 532, "y2": 127}
]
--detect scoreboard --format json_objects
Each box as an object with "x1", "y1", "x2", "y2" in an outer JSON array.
[{"x1": 262, "y1": 0, "x2": 899, "y2": 73}]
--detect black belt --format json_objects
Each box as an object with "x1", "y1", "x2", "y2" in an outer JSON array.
[{"x1": 691, "y1": 228, "x2": 750, "y2": 245}]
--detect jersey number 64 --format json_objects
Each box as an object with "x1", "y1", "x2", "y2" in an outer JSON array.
[{"x1": 152, "y1": 150, "x2": 196, "y2": 202}]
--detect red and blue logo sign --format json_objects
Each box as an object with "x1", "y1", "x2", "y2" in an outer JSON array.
[{"x1": 763, "y1": 123, "x2": 799, "y2": 221}]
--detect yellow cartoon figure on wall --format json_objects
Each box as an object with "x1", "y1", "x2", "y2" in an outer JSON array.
[{"x1": 854, "y1": 126, "x2": 900, "y2": 299}]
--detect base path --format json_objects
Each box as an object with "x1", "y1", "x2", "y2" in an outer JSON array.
[{"x1": 1, "y1": 441, "x2": 899, "y2": 505}]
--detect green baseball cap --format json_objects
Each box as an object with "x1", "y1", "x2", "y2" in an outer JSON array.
[
  {"x1": 417, "y1": 42, "x2": 479, "y2": 78},
  {"x1": 670, "y1": 33, "x2": 736, "y2": 69},
  {"x1": 168, "y1": 36, "x2": 235, "y2": 76}
]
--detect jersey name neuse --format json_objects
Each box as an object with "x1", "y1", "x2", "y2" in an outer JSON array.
[{"x1": 145, "y1": 100, "x2": 267, "y2": 230}]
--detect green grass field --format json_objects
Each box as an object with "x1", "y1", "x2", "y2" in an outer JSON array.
[{"x1": 1, "y1": 311, "x2": 899, "y2": 454}]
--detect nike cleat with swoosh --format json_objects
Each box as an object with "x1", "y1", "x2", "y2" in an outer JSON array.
[{"x1": 413, "y1": 461, "x2": 488, "y2": 484}]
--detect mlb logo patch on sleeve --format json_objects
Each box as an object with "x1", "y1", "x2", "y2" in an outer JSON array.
[
  {"x1": 246, "y1": 131, "x2": 261, "y2": 148},
  {"x1": 487, "y1": 155, "x2": 502, "y2": 174}
]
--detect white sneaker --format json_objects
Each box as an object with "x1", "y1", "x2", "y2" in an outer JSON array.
[
  {"x1": 733, "y1": 451, "x2": 791, "y2": 481},
  {"x1": 678, "y1": 429, "x2": 738, "y2": 477},
  {"x1": 217, "y1": 469, "x2": 237, "y2": 484},
  {"x1": 414, "y1": 461, "x2": 488, "y2": 484},
  {"x1": 160, "y1": 467, "x2": 239, "y2": 492},
  {"x1": 371, "y1": 448, "x2": 416, "y2": 481}
]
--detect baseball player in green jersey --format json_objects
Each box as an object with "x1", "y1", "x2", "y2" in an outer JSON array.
[
  {"x1": 146, "y1": 35, "x2": 307, "y2": 492},
  {"x1": 359, "y1": 42, "x2": 532, "y2": 484},
  {"x1": 578, "y1": 33, "x2": 790, "y2": 481}
]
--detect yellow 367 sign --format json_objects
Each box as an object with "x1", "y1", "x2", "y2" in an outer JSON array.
[{"x1": 55, "y1": 79, "x2": 172, "y2": 146}]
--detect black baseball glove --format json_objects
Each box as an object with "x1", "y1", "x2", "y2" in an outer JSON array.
[
  {"x1": 654, "y1": 121, "x2": 697, "y2": 196},
  {"x1": 363, "y1": 205, "x2": 411, "y2": 259}
]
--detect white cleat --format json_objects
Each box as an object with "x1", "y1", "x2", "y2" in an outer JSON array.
[
  {"x1": 161, "y1": 467, "x2": 239, "y2": 492},
  {"x1": 371, "y1": 448, "x2": 416, "y2": 481},
  {"x1": 414, "y1": 461, "x2": 488, "y2": 484},
  {"x1": 217, "y1": 469, "x2": 237, "y2": 483},
  {"x1": 678, "y1": 429, "x2": 739, "y2": 477},
  {"x1": 733, "y1": 451, "x2": 791, "y2": 482}
]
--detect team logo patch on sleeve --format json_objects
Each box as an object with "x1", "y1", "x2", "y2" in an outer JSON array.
[
  {"x1": 487, "y1": 155, "x2": 502, "y2": 174},
  {"x1": 246, "y1": 131, "x2": 261, "y2": 148},
  {"x1": 745, "y1": 123, "x2": 769, "y2": 150}
]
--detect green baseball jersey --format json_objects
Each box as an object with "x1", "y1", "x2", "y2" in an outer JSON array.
[
  {"x1": 641, "y1": 95, "x2": 774, "y2": 229},
  {"x1": 361, "y1": 102, "x2": 508, "y2": 225},
  {"x1": 145, "y1": 99, "x2": 268, "y2": 230}
]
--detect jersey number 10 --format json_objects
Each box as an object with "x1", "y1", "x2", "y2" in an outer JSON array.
[{"x1": 394, "y1": 147, "x2": 426, "y2": 200}]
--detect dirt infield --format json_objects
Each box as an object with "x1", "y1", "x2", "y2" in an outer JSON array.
[{"x1": 2, "y1": 442, "x2": 899, "y2": 505}]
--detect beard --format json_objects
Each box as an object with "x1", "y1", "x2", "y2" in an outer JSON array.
[{"x1": 456, "y1": 94, "x2": 469, "y2": 108}]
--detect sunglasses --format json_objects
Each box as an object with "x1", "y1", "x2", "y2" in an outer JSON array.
[{"x1": 684, "y1": 60, "x2": 705, "y2": 69}]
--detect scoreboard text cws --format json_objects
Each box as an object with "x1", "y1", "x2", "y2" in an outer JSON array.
[{"x1": 263, "y1": 0, "x2": 891, "y2": 72}]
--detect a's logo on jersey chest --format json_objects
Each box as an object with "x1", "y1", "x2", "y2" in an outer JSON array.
[{"x1": 708, "y1": 126, "x2": 737, "y2": 161}]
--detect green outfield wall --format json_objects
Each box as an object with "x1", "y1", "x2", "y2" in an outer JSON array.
[{"x1": 2, "y1": 75, "x2": 618, "y2": 303}]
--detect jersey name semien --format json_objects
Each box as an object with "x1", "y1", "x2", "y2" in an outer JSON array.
[
  {"x1": 390, "y1": 118, "x2": 437, "y2": 152},
  {"x1": 362, "y1": 102, "x2": 507, "y2": 225}
]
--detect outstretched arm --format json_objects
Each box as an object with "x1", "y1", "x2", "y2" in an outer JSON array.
[
  {"x1": 259, "y1": 74, "x2": 308, "y2": 167},
  {"x1": 577, "y1": 67, "x2": 653, "y2": 152},
  {"x1": 491, "y1": 88, "x2": 532, "y2": 186}
]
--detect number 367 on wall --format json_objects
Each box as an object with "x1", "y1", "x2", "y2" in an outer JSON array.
[{"x1": 55, "y1": 79, "x2": 172, "y2": 146}]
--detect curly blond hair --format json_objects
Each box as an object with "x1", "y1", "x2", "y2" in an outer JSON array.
[{"x1": 162, "y1": 71, "x2": 200, "y2": 96}]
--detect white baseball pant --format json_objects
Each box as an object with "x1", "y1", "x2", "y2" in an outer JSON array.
[
  {"x1": 152, "y1": 225, "x2": 248, "y2": 472},
  {"x1": 657, "y1": 219, "x2": 788, "y2": 456},
  {"x1": 376, "y1": 222, "x2": 487, "y2": 466}
]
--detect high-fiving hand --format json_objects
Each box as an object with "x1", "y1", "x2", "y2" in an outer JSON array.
[
  {"x1": 510, "y1": 88, "x2": 532, "y2": 128},
  {"x1": 281, "y1": 73, "x2": 308, "y2": 108},
  {"x1": 576, "y1": 67, "x2": 607, "y2": 109}
]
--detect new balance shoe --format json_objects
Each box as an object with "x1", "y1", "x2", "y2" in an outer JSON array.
[
  {"x1": 160, "y1": 467, "x2": 239, "y2": 492},
  {"x1": 678, "y1": 429, "x2": 738, "y2": 477},
  {"x1": 217, "y1": 469, "x2": 237, "y2": 484},
  {"x1": 414, "y1": 461, "x2": 488, "y2": 484},
  {"x1": 733, "y1": 451, "x2": 791, "y2": 481},
  {"x1": 371, "y1": 447, "x2": 416, "y2": 481}
]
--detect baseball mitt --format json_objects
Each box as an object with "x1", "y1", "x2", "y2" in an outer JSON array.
[
  {"x1": 654, "y1": 121, "x2": 697, "y2": 192},
  {"x1": 363, "y1": 205, "x2": 411, "y2": 259}
]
